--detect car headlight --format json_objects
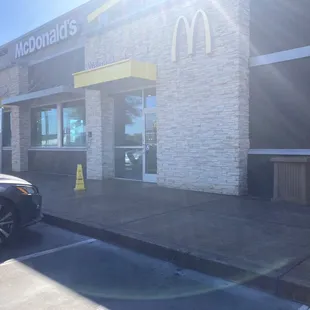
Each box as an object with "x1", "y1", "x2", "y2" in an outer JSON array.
[{"x1": 16, "y1": 186, "x2": 37, "y2": 195}]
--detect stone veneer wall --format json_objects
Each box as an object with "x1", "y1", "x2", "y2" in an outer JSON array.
[
  {"x1": 0, "y1": 65, "x2": 28, "y2": 97},
  {"x1": 85, "y1": 89, "x2": 104, "y2": 179},
  {"x1": 85, "y1": 0, "x2": 250, "y2": 195},
  {"x1": 0, "y1": 65, "x2": 29, "y2": 172},
  {"x1": 85, "y1": 91, "x2": 114, "y2": 180}
]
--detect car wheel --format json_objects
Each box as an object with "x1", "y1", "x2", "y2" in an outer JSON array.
[{"x1": 0, "y1": 199, "x2": 17, "y2": 246}]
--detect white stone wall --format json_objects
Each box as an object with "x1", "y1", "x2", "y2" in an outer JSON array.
[
  {"x1": 11, "y1": 104, "x2": 31, "y2": 172},
  {"x1": 85, "y1": 0, "x2": 250, "y2": 195},
  {"x1": 85, "y1": 90, "x2": 115, "y2": 180},
  {"x1": 0, "y1": 65, "x2": 30, "y2": 172},
  {"x1": 155, "y1": 0, "x2": 250, "y2": 195},
  {"x1": 156, "y1": 0, "x2": 251, "y2": 195},
  {"x1": 0, "y1": 65, "x2": 27, "y2": 98},
  {"x1": 85, "y1": 89, "x2": 104, "y2": 179}
]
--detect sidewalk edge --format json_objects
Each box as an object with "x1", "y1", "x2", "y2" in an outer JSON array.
[{"x1": 42, "y1": 213, "x2": 309, "y2": 306}]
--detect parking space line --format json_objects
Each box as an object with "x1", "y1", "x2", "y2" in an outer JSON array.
[{"x1": 1, "y1": 238, "x2": 96, "y2": 266}]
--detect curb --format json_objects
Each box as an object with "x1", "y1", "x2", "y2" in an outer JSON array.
[{"x1": 42, "y1": 213, "x2": 310, "y2": 306}]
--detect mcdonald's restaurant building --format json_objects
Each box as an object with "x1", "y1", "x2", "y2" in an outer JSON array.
[{"x1": 1, "y1": 0, "x2": 309, "y2": 198}]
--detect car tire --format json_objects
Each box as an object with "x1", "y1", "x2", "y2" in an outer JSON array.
[{"x1": 0, "y1": 198, "x2": 17, "y2": 246}]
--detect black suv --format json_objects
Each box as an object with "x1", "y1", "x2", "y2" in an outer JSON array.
[{"x1": 0, "y1": 174, "x2": 42, "y2": 245}]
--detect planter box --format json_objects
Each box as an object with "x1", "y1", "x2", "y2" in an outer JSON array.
[{"x1": 271, "y1": 156, "x2": 310, "y2": 205}]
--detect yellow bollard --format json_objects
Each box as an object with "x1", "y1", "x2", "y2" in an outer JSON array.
[{"x1": 74, "y1": 164, "x2": 86, "y2": 191}]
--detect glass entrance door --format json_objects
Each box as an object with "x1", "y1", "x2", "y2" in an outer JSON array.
[
  {"x1": 114, "y1": 88, "x2": 157, "y2": 182},
  {"x1": 114, "y1": 91, "x2": 143, "y2": 181},
  {"x1": 143, "y1": 89, "x2": 157, "y2": 183}
]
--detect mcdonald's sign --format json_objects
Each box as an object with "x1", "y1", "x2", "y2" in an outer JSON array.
[{"x1": 171, "y1": 9, "x2": 212, "y2": 62}]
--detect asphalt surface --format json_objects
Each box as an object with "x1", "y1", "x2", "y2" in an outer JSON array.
[{"x1": 0, "y1": 223, "x2": 307, "y2": 310}]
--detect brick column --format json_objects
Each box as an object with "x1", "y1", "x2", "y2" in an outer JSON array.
[
  {"x1": 11, "y1": 104, "x2": 31, "y2": 172},
  {"x1": 102, "y1": 96, "x2": 115, "y2": 178},
  {"x1": 85, "y1": 89, "x2": 104, "y2": 180}
]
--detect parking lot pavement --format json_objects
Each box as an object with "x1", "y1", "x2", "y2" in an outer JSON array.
[
  {"x1": 0, "y1": 223, "x2": 90, "y2": 264},
  {"x1": 0, "y1": 224, "x2": 306, "y2": 310}
]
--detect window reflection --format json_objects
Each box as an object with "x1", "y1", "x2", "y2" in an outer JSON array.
[
  {"x1": 115, "y1": 148, "x2": 143, "y2": 180},
  {"x1": 145, "y1": 112, "x2": 157, "y2": 175},
  {"x1": 145, "y1": 145, "x2": 157, "y2": 174},
  {"x1": 31, "y1": 106, "x2": 57, "y2": 146},
  {"x1": 144, "y1": 88, "x2": 156, "y2": 108},
  {"x1": 63, "y1": 103, "x2": 86, "y2": 147},
  {"x1": 114, "y1": 91, "x2": 143, "y2": 146}
]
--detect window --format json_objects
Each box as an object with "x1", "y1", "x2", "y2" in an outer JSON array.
[
  {"x1": 114, "y1": 91, "x2": 143, "y2": 146},
  {"x1": 62, "y1": 103, "x2": 86, "y2": 147},
  {"x1": 31, "y1": 106, "x2": 58, "y2": 146},
  {"x1": 30, "y1": 102, "x2": 86, "y2": 148},
  {"x1": 144, "y1": 88, "x2": 156, "y2": 108},
  {"x1": 2, "y1": 110, "x2": 11, "y2": 147},
  {"x1": 114, "y1": 90, "x2": 143, "y2": 180}
]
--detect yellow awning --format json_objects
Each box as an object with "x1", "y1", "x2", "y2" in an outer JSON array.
[{"x1": 73, "y1": 59, "x2": 157, "y2": 89}]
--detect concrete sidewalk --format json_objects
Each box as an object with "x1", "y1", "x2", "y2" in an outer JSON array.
[{"x1": 12, "y1": 172, "x2": 310, "y2": 305}]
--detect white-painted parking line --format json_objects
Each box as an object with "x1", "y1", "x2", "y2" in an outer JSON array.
[
  {"x1": 1, "y1": 238, "x2": 96, "y2": 267},
  {"x1": 299, "y1": 305, "x2": 310, "y2": 310}
]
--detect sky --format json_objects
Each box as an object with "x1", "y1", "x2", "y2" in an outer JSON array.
[{"x1": 0, "y1": 0, "x2": 90, "y2": 45}]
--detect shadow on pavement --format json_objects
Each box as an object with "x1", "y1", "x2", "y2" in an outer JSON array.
[
  {"x1": 16, "y1": 238, "x2": 300, "y2": 310},
  {"x1": 0, "y1": 229, "x2": 44, "y2": 262}
]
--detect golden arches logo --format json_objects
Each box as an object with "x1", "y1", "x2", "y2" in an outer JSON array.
[{"x1": 171, "y1": 9, "x2": 212, "y2": 62}]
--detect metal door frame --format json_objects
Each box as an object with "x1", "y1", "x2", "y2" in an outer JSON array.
[{"x1": 142, "y1": 89, "x2": 157, "y2": 183}]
